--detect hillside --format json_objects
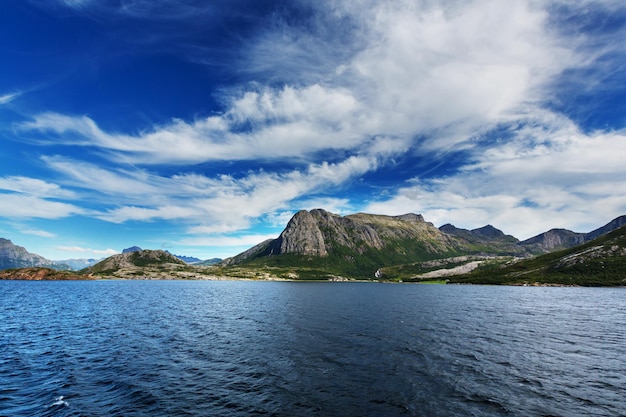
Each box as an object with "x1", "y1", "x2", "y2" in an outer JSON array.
[
  {"x1": 0, "y1": 267, "x2": 86, "y2": 281},
  {"x1": 85, "y1": 249, "x2": 187, "y2": 278},
  {"x1": 220, "y1": 210, "x2": 626, "y2": 281},
  {"x1": 450, "y1": 225, "x2": 626, "y2": 286}
]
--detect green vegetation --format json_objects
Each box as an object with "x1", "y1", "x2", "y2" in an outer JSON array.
[{"x1": 449, "y1": 227, "x2": 626, "y2": 286}]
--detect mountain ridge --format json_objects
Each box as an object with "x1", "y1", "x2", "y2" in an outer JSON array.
[{"x1": 221, "y1": 210, "x2": 626, "y2": 280}]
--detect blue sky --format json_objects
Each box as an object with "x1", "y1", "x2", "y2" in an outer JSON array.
[{"x1": 1, "y1": 0, "x2": 626, "y2": 261}]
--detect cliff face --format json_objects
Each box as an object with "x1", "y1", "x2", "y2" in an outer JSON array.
[
  {"x1": 269, "y1": 210, "x2": 329, "y2": 256},
  {"x1": 0, "y1": 238, "x2": 56, "y2": 270}
]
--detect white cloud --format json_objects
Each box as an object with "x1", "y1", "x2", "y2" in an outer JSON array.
[
  {"x1": 0, "y1": 92, "x2": 20, "y2": 105},
  {"x1": 41, "y1": 153, "x2": 379, "y2": 231},
  {"x1": 0, "y1": 194, "x2": 83, "y2": 219},
  {"x1": 363, "y1": 112, "x2": 626, "y2": 239},
  {"x1": 13, "y1": 0, "x2": 626, "y2": 245},
  {"x1": 56, "y1": 246, "x2": 118, "y2": 255},
  {"x1": 0, "y1": 176, "x2": 76, "y2": 199},
  {"x1": 20, "y1": 0, "x2": 580, "y2": 168},
  {"x1": 19, "y1": 228, "x2": 57, "y2": 238}
]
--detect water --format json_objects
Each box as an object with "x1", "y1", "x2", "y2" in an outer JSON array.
[{"x1": 1, "y1": 281, "x2": 625, "y2": 417}]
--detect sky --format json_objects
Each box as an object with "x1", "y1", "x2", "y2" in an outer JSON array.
[{"x1": 1, "y1": 0, "x2": 626, "y2": 261}]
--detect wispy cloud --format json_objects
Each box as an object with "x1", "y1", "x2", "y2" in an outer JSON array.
[
  {"x1": 0, "y1": 92, "x2": 20, "y2": 105},
  {"x1": 0, "y1": 176, "x2": 76, "y2": 199},
  {"x1": 56, "y1": 246, "x2": 118, "y2": 256},
  {"x1": 39, "y1": 152, "x2": 378, "y2": 232},
  {"x1": 0, "y1": 176, "x2": 83, "y2": 219},
  {"x1": 0, "y1": 194, "x2": 84, "y2": 219},
  {"x1": 18, "y1": 227, "x2": 57, "y2": 238}
]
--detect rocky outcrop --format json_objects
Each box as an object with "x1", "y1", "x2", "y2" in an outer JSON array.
[{"x1": 0, "y1": 238, "x2": 57, "y2": 270}]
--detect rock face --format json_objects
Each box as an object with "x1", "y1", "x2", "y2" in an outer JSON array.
[
  {"x1": 269, "y1": 210, "x2": 329, "y2": 256},
  {"x1": 0, "y1": 238, "x2": 56, "y2": 270}
]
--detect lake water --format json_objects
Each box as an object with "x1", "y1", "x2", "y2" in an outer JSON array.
[{"x1": 1, "y1": 281, "x2": 625, "y2": 417}]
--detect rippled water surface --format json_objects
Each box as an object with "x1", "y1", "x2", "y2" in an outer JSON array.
[{"x1": 1, "y1": 280, "x2": 625, "y2": 416}]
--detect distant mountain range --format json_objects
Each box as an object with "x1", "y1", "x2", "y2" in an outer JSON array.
[{"x1": 1, "y1": 211, "x2": 625, "y2": 285}]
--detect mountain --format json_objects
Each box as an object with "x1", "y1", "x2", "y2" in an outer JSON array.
[
  {"x1": 519, "y1": 215, "x2": 626, "y2": 252},
  {"x1": 451, "y1": 225, "x2": 626, "y2": 286},
  {"x1": 438, "y1": 224, "x2": 523, "y2": 255},
  {"x1": 0, "y1": 238, "x2": 58, "y2": 270},
  {"x1": 221, "y1": 210, "x2": 626, "y2": 281},
  {"x1": 86, "y1": 249, "x2": 185, "y2": 275},
  {"x1": 164, "y1": 251, "x2": 202, "y2": 264},
  {"x1": 194, "y1": 258, "x2": 223, "y2": 266},
  {"x1": 221, "y1": 209, "x2": 507, "y2": 279},
  {"x1": 520, "y1": 228, "x2": 587, "y2": 252},
  {"x1": 122, "y1": 246, "x2": 142, "y2": 253},
  {"x1": 585, "y1": 215, "x2": 626, "y2": 240},
  {"x1": 123, "y1": 247, "x2": 202, "y2": 263}
]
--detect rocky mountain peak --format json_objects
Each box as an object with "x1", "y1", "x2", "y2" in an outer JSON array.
[
  {"x1": 122, "y1": 246, "x2": 142, "y2": 254},
  {"x1": 471, "y1": 225, "x2": 505, "y2": 239},
  {"x1": 269, "y1": 210, "x2": 328, "y2": 256},
  {"x1": 0, "y1": 238, "x2": 56, "y2": 270}
]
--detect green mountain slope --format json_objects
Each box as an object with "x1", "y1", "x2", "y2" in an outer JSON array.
[
  {"x1": 221, "y1": 209, "x2": 530, "y2": 279},
  {"x1": 450, "y1": 225, "x2": 626, "y2": 286},
  {"x1": 86, "y1": 249, "x2": 186, "y2": 276}
]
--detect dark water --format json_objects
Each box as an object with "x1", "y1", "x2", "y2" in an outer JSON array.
[{"x1": 1, "y1": 281, "x2": 625, "y2": 417}]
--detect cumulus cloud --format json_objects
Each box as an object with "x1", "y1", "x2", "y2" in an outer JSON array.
[
  {"x1": 364, "y1": 110, "x2": 626, "y2": 238},
  {"x1": 20, "y1": 0, "x2": 578, "y2": 167}
]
